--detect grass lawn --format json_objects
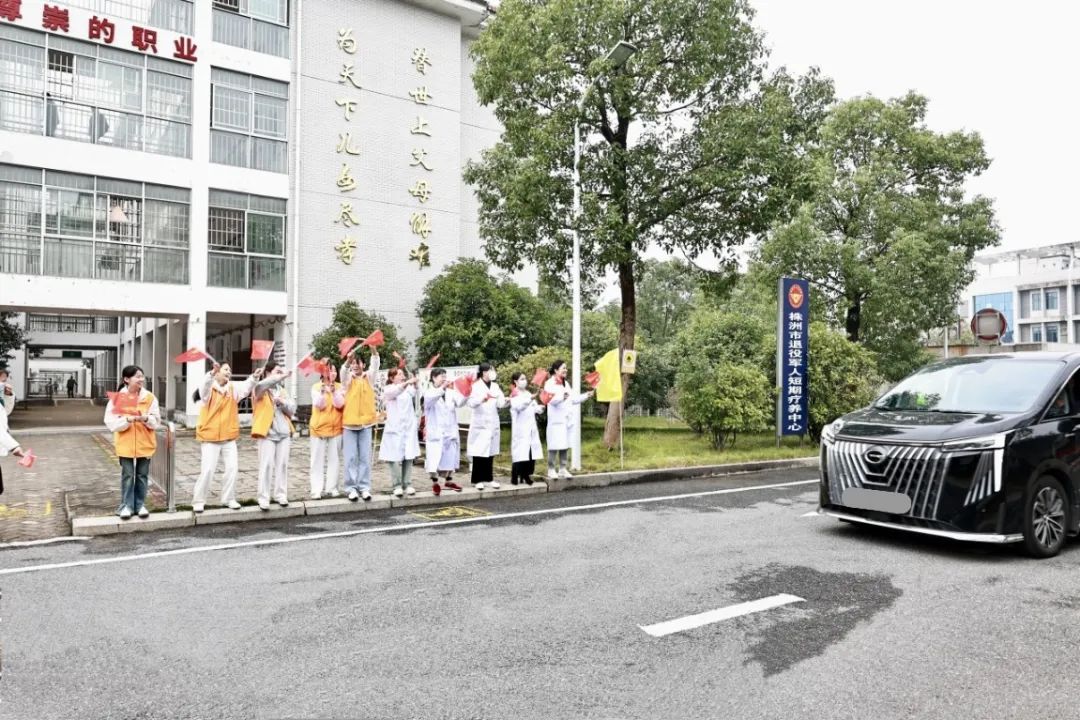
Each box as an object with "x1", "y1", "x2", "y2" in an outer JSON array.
[{"x1": 496, "y1": 415, "x2": 818, "y2": 474}]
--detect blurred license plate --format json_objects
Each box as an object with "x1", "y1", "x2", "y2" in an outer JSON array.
[{"x1": 841, "y1": 488, "x2": 912, "y2": 514}]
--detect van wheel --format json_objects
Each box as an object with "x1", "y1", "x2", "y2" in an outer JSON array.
[{"x1": 1023, "y1": 476, "x2": 1068, "y2": 558}]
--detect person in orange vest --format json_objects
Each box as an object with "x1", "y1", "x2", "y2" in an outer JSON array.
[
  {"x1": 192, "y1": 362, "x2": 259, "y2": 514},
  {"x1": 104, "y1": 365, "x2": 161, "y2": 519},
  {"x1": 340, "y1": 347, "x2": 380, "y2": 502},
  {"x1": 309, "y1": 359, "x2": 345, "y2": 499},
  {"x1": 252, "y1": 361, "x2": 296, "y2": 511}
]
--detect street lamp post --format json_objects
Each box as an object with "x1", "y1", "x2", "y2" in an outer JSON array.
[{"x1": 570, "y1": 40, "x2": 636, "y2": 472}]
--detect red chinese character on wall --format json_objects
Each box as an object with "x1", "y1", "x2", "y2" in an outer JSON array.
[
  {"x1": 42, "y1": 4, "x2": 69, "y2": 32},
  {"x1": 0, "y1": 0, "x2": 22, "y2": 23},
  {"x1": 131, "y1": 26, "x2": 158, "y2": 53},
  {"x1": 88, "y1": 15, "x2": 115, "y2": 44},
  {"x1": 173, "y1": 36, "x2": 198, "y2": 62}
]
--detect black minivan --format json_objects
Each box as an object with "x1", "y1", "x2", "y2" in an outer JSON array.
[{"x1": 818, "y1": 352, "x2": 1080, "y2": 558}]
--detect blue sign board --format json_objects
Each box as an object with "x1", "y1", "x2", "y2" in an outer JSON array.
[{"x1": 777, "y1": 277, "x2": 809, "y2": 436}]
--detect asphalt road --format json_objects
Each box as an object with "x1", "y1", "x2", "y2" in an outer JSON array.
[{"x1": 2, "y1": 468, "x2": 1079, "y2": 720}]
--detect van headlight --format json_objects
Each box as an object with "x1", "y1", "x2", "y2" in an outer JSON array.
[
  {"x1": 821, "y1": 419, "x2": 844, "y2": 445},
  {"x1": 940, "y1": 432, "x2": 1007, "y2": 452}
]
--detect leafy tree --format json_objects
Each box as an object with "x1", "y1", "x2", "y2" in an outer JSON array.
[
  {"x1": 631, "y1": 258, "x2": 699, "y2": 343},
  {"x1": 756, "y1": 93, "x2": 1000, "y2": 380},
  {"x1": 623, "y1": 341, "x2": 674, "y2": 414},
  {"x1": 310, "y1": 302, "x2": 407, "y2": 368},
  {"x1": 676, "y1": 361, "x2": 770, "y2": 448},
  {"x1": 0, "y1": 312, "x2": 28, "y2": 370},
  {"x1": 672, "y1": 307, "x2": 773, "y2": 379},
  {"x1": 465, "y1": 0, "x2": 835, "y2": 447},
  {"x1": 501, "y1": 345, "x2": 570, "y2": 396},
  {"x1": 552, "y1": 309, "x2": 619, "y2": 370},
  {"x1": 806, "y1": 321, "x2": 881, "y2": 440},
  {"x1": 416, "y1": 259, "x2": 555, "y2": 367}
]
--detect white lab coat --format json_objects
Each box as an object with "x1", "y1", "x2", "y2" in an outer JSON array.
[
  {"x1": 423, "y1": 385, "x2": 464, "y2": 472},
  {"x1": 1, "y1": 381, "x2": 14, "y2": 417},
  {"x1": 509, "y1": 390, "x2": 544, "y2": 463},
  {"x1": 0, "y1": 397, "x2": 18, "y2": 456},
  {"x1": 378, "y1": 383, "x2": 420, "y2": 461},
  {"x1": 544, "y1": 378, "x2": 589, "y2": 451},
  {"x1": 467, "y1": 380, "x2": 508, "y2": 458}
]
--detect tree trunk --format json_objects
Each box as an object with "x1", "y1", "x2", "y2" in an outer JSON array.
[
  {"x1": 603, "y1": 260, "x2": 636, "y2": 449},
  {"x1": 845, "y1": 301, "x2": 861, "y2": 343}
]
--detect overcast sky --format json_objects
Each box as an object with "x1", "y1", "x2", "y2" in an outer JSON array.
[{"x1": 751, "y1": 0, "x2": 1079, "y2": 251}]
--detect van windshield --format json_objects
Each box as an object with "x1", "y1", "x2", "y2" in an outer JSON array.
[{"x1": 874, "y1": 358, "x2": 1063, "y2": 414}]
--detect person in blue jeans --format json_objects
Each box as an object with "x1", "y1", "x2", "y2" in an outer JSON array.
[{"x1": 339, "y1": 348, "x2": 380, "y2": 501}]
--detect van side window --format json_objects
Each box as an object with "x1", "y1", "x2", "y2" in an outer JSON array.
[{"x1": 1046, "y1": 389, "x2": 1070, "y2": 419}]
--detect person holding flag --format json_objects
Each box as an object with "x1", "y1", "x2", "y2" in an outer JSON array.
[
  {"x1": 378, "y1": 366, "x2": 421, "y2": 497},
  {"x1": 1, "y1": 367, "x2": 16, "y2": 417},
  {"x1": 467, "y1": 362, "x2": 509, "y2": 490},
  {"x1": 340, "y1": 334, "x2": 381, "y2": 502},
  {"x1": 0, "y1": 367, "x2": 26, "y2": 495},
  {"x1": 192, "y1": 361, "x2": 259, "y2": 513},
  {"x1": 252, "y1": 362, "x2": 296, "y2": 511},
  {"x1": 309, "y1": 358, "x2": 345, "y2": 499},
  {"x1": 543, "y1": 359, "x2": 593, "y2": 480},
  {"x1": 422, "y1": 367, "x2": 466, "y2": 495},
  {"x1": 104, "y1": 365, "x2": 161, "y2": 519},
  {"x1": 509, "y1": 371, "x2": 545, "y2": 486}
]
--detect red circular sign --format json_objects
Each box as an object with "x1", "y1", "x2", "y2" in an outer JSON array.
[
  {"x1": 787, "y1": 284, "x2": 805, "y2": 309},
  {"x1": 970, "y1": 308, "x2": 1007, "y2": 341}
]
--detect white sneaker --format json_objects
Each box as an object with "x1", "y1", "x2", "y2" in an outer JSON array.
[
  {"x1": 347, "y1": 489, "x2": 359, "y2": 502},
  {"x1": 560, "y1": 469, "x2": 574, "y2": 479},
  {"x1": 547, "y1": 469, "x2": 558, "y2": 480},
  {"x1": 393, "y1": 487, "x2": 404, "y2": 498},
  {"x1": 405, "y1": 486, "x2": 416, "y2": 497},
  {"x1": 193, "y1": 503, "x2": 205, "y2": 514},
  {"x1": 275, "y1": 497, "x2": 289, "y2": 507},
  {"x1": 228, "y1": 500, "x2": 242, "y2": 510},
  {"x1": 137, "y1": 506, "x2": 149, "y2": 518},
  {"x1": 328, "y1": 490, "x2": 341, "y2": 498},
  {"x1": 361, "y1": 490, "x2": 371, "y2": 501},
  {"x1": 310, "y1": 493, "x2": 322, "y2": 501},
  {"x1": 475, "y1": 483, "x2": 486, "y2": 490},
  {"x1": 258, "y1": 500, "x2": 270, "y2": 511},
  {"x1": 119, "y1": 506, "x2": 132, "y2": 519},
  {"x1": 490, "y1": 481, "x2": 501, "y2": 489}
]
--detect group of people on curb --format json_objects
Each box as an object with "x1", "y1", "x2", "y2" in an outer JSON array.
[{"x1": 102, "y1": 350, "x2": 594, "y2": 519}]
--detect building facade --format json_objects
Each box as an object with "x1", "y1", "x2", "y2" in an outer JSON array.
[{"x1": 0, "y1": 0, "x2": 500, "y2": 423}]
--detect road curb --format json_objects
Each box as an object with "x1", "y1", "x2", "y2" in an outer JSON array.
[{"x1": 66, "y1": 456, "x2": 819, "y2": 537}]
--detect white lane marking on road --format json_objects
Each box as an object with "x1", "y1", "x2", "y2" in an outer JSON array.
[
  {"x1": 0, "y1": 479, "x2": 818, "y2": 577},
  {"x1": 640, "y1": 594, "x2": 806, "y2": 637},
  {"x1": 0, "y1": 536, "x2": 91, "y2": 549}
]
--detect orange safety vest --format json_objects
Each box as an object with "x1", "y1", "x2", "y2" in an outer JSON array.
[
  {"x1": 251, "y1": 390, "x2": 294, "y2": 439},
  {"x1": 113, "y1": 391, "x2": 158, "y2": 459},
  {"x1": 196, "y1": 385, "x2": 240, "y2": 443},
  {"x1": 342, "y1": 376, "x2": 377, "y2": 427},
  {"x1": 311, "y1": 382, "x2": 344, "y2": 438}
]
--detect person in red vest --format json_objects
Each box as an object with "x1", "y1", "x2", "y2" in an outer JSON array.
[
  {"x1": 104, "y1": 365, "x2": 161, "y2": 519},
  {"x1": 252, "y1": 362, "x2": 296, "y2": 510}
]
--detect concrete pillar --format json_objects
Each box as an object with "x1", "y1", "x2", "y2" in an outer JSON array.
[{"x1": 183, "y1": 311, "x2": 207, "y2": 427}]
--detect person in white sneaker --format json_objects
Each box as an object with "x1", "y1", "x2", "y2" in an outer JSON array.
[
  {"x1": 379, "y1": 366, "x2": 420, "y2": 498},
  {"x1": 252, "y1": 363, "x2": 295, "y2": 511},
  {"x1": 509, "y1": 372, "x2": 544, "y2": 486},
  {"x1": 104, "y1": 365, "x2": 161, "y2": 519},
  {"x1": 0, "y1": 368, "x2": 26, "y2": 495},
  {"x1": 422, "y1": 368, "x2": 467, "y2": 496},
  {"x1": 192, "y1": 363, "x2": 257, "y2": 513},
  {"x1": 309, "y1": 360, "x2": 345, "y2": 500},
  {"x1": 341, "y1": 348, "x2": 380, "y2": 502},
  {"x1": 467, "y1": 363, "x2": 509, "y2": 490},
  {"x1": 543, "y1": 360, "x2": 593, "y2": 479}
]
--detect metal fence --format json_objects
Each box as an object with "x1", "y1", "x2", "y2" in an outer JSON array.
[{"x1": 148, "y1": 422, "x2": 177, "y2": 512}]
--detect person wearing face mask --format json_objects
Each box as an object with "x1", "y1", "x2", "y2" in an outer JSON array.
[
  {"x1": 379, "y1": 366, "x2": 421, "y2": 497},
  {"x1": 423, "y1": 368, "x2": 466, "y2": 496},
  {"x1": 0, "y1": 368, "x2": 15, "y2": 417},
  {"x1": 467, "y1": 362, "x2": 509, "y2": 490},
  {"x1": 509, "y1": 371, "x2": 545, "y2": 486},
  {"x1": 309, "y1": 359, "x2": 345, "y2": 500},
  {"x1": 542, "y1": 359, "x2": 594, "y2": 480},
  {"x1": 192, "y1": 362, "x2": 259, "y2": 513},
  {"x1": 340, "y1": 347, "x2": 381, "y2": 502},
  {"x1": 104, "y1": 365, "x2": 161, "y2": 519},
  {"x1": 252, "y1": 361, "x2": 296, "y2": 511}
]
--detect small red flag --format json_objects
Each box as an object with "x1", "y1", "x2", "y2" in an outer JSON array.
[
  {"x1": 174, "y1": 347, "x2": 209, "y2": 364},
  {"x1": 108, "y1": 391, "x2": 140, "y2": 416},
  {"x1": 531, "y1": 368, "x2": 549, "y2": 387},
  {"x1": 297, "y1": 354, "x2": 317, "y2": 376},
  {"x1": 453, "y1": 375, "x2": 475, "y2": 397},
  {"x1": 338, "y1": 337, "x2": 360, "y2": 358},
  {"x1": 360, "y1": 329, "x2": 385, "y2": 348},
  {"x1": 393, "y1": 351, "x2": 407, "y2": 369},
  {"x1": 539, "y1": 390, "x2": 554, "y2": 405},
  {"x1": 584, "y1": 371, "x2": 601, "y2": 389},
  {"x1": 18, "y1": 449, "x2": 36, "y2": 468},
  {"x1": 251, "y1": 339, "x2": 275, "y2": 361},
  {"x1": 313, "y1": 360, "x2": 330, "y2": 378},
  {"x1": 425, "y1": 353, "x2": 441, "y2": 369}
]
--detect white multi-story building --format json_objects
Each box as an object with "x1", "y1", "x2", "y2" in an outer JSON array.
[
  {"x1": 964, "y1": 241, "x2": 1080, "y2": 346},
  {"x1": 0, "y1": 0, "x2": 500, "y2": 423}
]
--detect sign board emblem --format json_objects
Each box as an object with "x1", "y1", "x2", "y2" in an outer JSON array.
[
  {"x1": 787, "y1": 284, "x2": 805, "y2": 310},
  {"x1": 621, "y1": 350, "x2": 637, "y2": 375}
]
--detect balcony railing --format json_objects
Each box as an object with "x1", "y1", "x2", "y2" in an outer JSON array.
[
  {"x1": 212, "y1": 8, "x2": 290, "y2": 58},
  {"x1": 208, "y1": 252, "x2": 285, "y2": 291},
  {"x1": 1, "y1": 235, "x2": 189, "y2": 285},
  {"x1": 28, "y1": 314, "x2": 119, "y2": 334}
]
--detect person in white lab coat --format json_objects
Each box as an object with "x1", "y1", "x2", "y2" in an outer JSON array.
[
  {"x1": 0, "y1": 368, "x2": 15, "y2": 417},
  {"x1": 0, "y1": 368, "x2": 25, "y2": 495},
  {"x1": 543, "y1": 359, "x2": 593, "y2": 480},
  {"x1": 378, "y1": 366, "x2": 420, "y2": 497},
  {"x1": 423, "y1": 368, "x2": 466, "y2": 496},
  {"x1": 467, "y1": 362, "x2": 509, "y2": 490},
  {"x1": 508, "y1": 372, "x2": 544, "y2": 486}
]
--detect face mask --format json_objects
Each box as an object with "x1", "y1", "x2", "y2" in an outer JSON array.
[
  {"x1": 488, "y1": 371, "x2": 498, "y2": 382},
  {"x1": 516, "y1": 378, "x2": 527, "y2": 389}
]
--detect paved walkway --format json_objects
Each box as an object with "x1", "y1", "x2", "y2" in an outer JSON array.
[{"x1": 7, "y1": 401, "x2": 106, "y2": 431}]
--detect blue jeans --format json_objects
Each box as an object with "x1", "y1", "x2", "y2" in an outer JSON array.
[
  {"x1": 342, "y1": 426, "x2": 372, "y2": 492},
  {"x1": 118, "y1": 457, "x2": 150, "y2": 514}
]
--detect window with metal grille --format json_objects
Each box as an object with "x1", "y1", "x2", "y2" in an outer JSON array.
[
  {"x1": 210, "y1": 70, "x2": 288, "y2": 173},
  {"x1": 207, "y1": 190, "x2": 286, "y2": 291},
  {"x1": 212, "y1": 0, "x2": 289, "y2": 58}
]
